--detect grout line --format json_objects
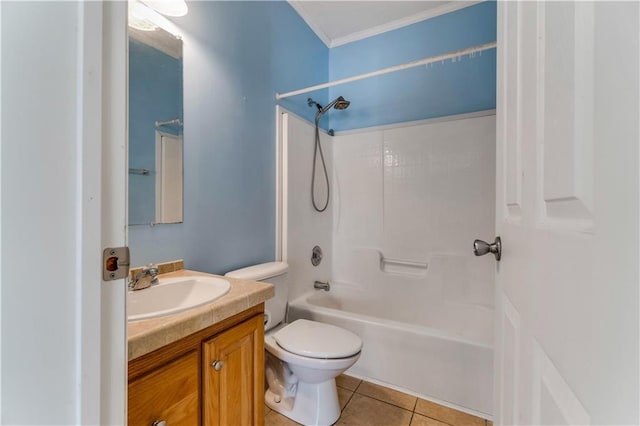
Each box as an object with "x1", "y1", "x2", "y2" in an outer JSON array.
[
  {"x1": 421, "y1": 414, "x2": 456, "y2": 426},
  {"x1": 342, "y1": 390, "x2": 356, "y2": 412},
  {"x1": 336, "y1": 382, "x2": 361, "y2": 393},
  {"x1": 356, "y1": 393, "x2": 415, "y2": 416},
  {"x1": 354, "y1": 383, "x2": 417, "y2": 412}
]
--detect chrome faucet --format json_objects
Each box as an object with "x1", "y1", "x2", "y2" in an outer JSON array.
[
  {"x1": 129, "y1": 264, "x2": 159, "y2": 291},
  {"x1": 314, "y1": 280, "x2": 330, "y2": 291}
]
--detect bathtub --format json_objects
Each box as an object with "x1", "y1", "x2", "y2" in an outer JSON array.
[{"x1": 287, "y1": 283, "x2": 494, "y2": 417}]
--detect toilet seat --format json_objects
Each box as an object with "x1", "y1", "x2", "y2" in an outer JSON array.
[
  {"x1": 273, "y1": 319, "x2": 362, "y2": 359},
  {"x1": 265, "y1": 334, "x2": 360, "y2": 371}
]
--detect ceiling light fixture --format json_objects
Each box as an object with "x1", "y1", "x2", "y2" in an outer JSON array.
[
  {"x1": 141, "y1": 0, "x2": 188, "y2": 18},
  {"x1": 128, "y1": 1, "x2": 159, "y2": 31}
]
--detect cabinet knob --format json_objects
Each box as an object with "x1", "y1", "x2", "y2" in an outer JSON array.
[
  {"x1": 152, "y1": 421, "x2": 166, "y2": 426},
  {"x1": 211, "y1": 360, "x2": 224, "y2": 371}
]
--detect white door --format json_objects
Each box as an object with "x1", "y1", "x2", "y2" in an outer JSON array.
[
  {"x1": 494, "y1": 2, "x2": 638, "y2": 425},
  {"x1": 0, "y1": 1, "x2": 127, "y2": 424}
]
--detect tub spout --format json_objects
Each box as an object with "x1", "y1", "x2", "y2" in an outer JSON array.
[{"x1": 314, "y1": 280, "x2": 330, "y2": 291}]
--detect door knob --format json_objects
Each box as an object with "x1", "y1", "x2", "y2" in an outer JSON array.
[
  {"x1": 212, "y1": 360, "x2": 224, "y2": 371},
  {"x1": 473, "y1": 236, "x2": 501, "y2": 261}
]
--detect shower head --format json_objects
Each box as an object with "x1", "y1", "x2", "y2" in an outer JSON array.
[
  {"x1": 308, "y1": 96, "x2": 351, "y2": 122},
  {"x1": 319, "y1": 96, "x2": 350, "y2": 115},
  {"x1": 333, "y1": 96, "x2": 351, "y2": 110}
]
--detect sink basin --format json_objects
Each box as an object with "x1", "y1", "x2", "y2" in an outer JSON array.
[{"x1": 128, "y1": 276, "x2": 231, "y2": 321}]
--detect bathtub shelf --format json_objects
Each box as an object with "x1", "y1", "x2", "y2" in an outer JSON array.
[{"x1": 379, "y1": 254, "x2": 427, "y2": 277}]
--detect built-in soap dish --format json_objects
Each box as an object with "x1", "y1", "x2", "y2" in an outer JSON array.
[{"x1": 378, "y1": 252, "x2": 427, "y2": 277}]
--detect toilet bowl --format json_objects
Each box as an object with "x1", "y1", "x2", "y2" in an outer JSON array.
[
  {"x1": 225, "y1": 262, "x2": 362, "y2": 426},
  {"x1": 264, "y1": 319, "x2": 361, "y2": 425}
]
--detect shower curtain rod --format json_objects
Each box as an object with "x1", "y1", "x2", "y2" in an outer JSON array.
[
  {"x1": 275, "y1": 41, "x2": 497, "y2": 100},
  {"x1": 155, "y1": 118, "x2": 183, "y2": 127}
]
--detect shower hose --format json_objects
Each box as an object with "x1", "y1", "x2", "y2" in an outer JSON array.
[{"x1": 311, "y1": 116, "x2": 330, "y2": 212}]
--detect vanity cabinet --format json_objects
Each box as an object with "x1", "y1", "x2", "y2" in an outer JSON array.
[
  {"x1": 128, "y1": 304, "x2": 265, "y2": 426},
  {"x1": 128, "y1": 351, "x2": 199, "y2": 425},
  {"x1": 203, "y1": 314, "x2": 264, "y2": 426}
]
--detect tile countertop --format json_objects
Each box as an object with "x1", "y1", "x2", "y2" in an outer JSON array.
[{"x1": 128, "y1": 269, "x2": 274, "y2": 361}]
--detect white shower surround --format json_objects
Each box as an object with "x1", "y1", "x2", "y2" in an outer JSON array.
[{"x1": 279, "y1": 110, "x2": 496, "y2": 417}]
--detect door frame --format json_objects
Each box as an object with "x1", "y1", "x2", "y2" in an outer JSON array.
[{"x1": 99, "y1": 1, "x2": 128, "y2": 424}]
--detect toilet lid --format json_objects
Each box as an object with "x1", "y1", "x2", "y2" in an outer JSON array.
[{"x1": 274, "y1": 319, "x2": 362, "y2": 359}]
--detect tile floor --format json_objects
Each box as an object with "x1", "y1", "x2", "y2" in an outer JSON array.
[{"x1": 264, "y1": 375, "x2": 492, "y2": 426}]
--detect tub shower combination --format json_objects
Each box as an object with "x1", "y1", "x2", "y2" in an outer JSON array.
[{"x1": 280, "y1": 108, "x2": 496, "y2": 417}]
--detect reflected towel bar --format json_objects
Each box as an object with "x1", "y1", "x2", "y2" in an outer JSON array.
[
  {"x1": 129, "y1": 168, "x2": 150, "y2": 175},
  {"x1": 155, "y1": 118, "x2": 183, "y2": 127}
]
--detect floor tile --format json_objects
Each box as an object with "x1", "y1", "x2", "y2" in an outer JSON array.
[
  {"x1": 410, "y1": 413, "x2": 450, "y2": 426},
  {"x1": 338, "y1": 386, "x2": 354, "y2": 410},
  {"x1": 336, "y1": 374, "x2": 362, "y2": 391},
  {"x1": 486, "y1": 422, "x2": 493, "y2": 426},
  {"x1": 336, "y1": 394, "x2": 412, "y2": 426},
  {"x1": 264, "y1": 410, "x2": 302, "y2": 426},
  {"x1": 265, "y1": 404, "x2": 272, "y2": 416},
  {"x1": 414, "y1": 399, "x2": 485, "y2": 426},
  {"x1": 357, "y1": 381, "x2": 417, "y2": 411}
]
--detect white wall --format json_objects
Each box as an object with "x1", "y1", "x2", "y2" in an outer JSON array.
[
  {"x1": 284, "y1": 111, "x2": 496, "y2": 311},
  {"x1": 332, "y1": 114, "x2": 496, "y2": 309},
  {"x1": 284, "y1": 113, "x2": 333, "y2": 301}
]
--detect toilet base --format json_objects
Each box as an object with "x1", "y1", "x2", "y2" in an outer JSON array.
[{"x1": 266, "y1": 378, "x2": 341, "y2": 426}]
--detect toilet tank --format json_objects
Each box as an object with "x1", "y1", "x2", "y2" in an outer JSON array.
[{"x1": 225, "y1": 262, "x2": 289, "y2": 331}]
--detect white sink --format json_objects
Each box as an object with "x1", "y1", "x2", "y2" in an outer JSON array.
[{"x1": 128, "y1": 276, "x2": 231, "y2": 321}]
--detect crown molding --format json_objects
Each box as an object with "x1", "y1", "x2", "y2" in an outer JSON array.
[
  {"x1": 287, "y1": 1, "x2": 332, "y2": 47},
  {"x1": 329, "y1": 1, "x2": 483, "y2": 48},
  {"x1": 288, "y1": 1, "x2": 484, "y2": 49}
]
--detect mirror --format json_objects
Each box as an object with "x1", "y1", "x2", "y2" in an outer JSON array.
[{"x1": 128, "y1": 27, "x2": 184, "y2": 225}]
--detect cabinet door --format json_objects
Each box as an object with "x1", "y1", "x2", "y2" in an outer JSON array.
[
  {"x1": 203, "y1": 315, "x2": 264, "y2": 426},
  {"x1": 128, "y1": 350, "x2": 199, "y2": 426}
]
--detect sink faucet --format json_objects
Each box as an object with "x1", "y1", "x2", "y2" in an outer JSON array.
[
  {"x1": 129, "y1": 264, "x2": 159, "y2": 291},
  {"x1": 314, "y1": 280, "x2": 330, "y2": 291}
]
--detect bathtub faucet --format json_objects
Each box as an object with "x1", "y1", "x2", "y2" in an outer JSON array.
[{"x1": 314, "y1": 280, "x2": 330, "y2": 291}]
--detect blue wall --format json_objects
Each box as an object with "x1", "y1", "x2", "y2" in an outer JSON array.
[
  {"x1": 328, "y1": 1, "x2": 496, "y2": 131},
  {"x1": 128, "y1": 39, "x2": 183, "y2": 226},
  {"x1": 129, "y1": 1, "x2": 328, "y2": 270},
  {"x1": 129, "y1": 1, "x2": 496, "y2": 271}
]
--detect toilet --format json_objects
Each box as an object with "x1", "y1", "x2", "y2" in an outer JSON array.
[{"x1": 225, "y1": 262, "x2": 362, "y2": 426}]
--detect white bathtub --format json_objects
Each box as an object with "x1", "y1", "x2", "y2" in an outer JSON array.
[{"x1": 287, "y1": 283, "x2": 494, "y2": 417}]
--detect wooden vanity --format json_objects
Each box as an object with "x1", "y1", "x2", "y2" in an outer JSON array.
[{"x1": 127, "y1": 270, "x2": 273, "y2": 426}]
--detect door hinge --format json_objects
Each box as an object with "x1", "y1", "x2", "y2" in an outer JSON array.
[{"x1": 103, "y1": 246, "x2": 130, "y2": 281}]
